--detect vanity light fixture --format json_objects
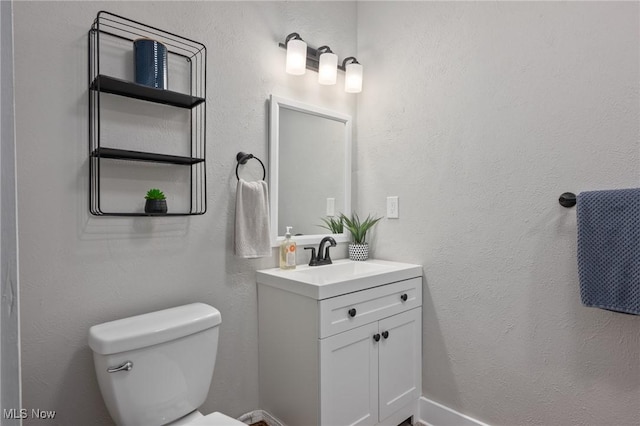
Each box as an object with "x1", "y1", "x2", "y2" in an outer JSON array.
[
  {"x1": 285, "y1": 33, "x2": 307, "y2": 75},
  {"x1": 343, "y1": 57, "x2": 363, "y2": 93},
  {"x1": 279, "y1": 33, "x2": 363, "y2": 93},
  {"x1": 317, "y1": 46, "x2": 338, "y2": 85}
]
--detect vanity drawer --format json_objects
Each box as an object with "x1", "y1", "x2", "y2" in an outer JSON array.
[{"x1": 318, "y1": 277, "x2": 422, "y2": 338}]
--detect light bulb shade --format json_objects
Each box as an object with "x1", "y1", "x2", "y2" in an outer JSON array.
[
  {"x1": 318, "y1": 52, "x2": 338, "y2": 85},
  {"x1": 286, "y1": 38, "x2": 307, "y2": 75},
  {"x1": 345, "y1": 62, "x2": 363, "y2": 93}
]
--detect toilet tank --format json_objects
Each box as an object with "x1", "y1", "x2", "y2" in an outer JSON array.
[{"x1": 88, "y1": 303, "x2": 222, "y2": 426}]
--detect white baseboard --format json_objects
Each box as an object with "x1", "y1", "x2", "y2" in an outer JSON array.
[{"x1": 418, "y1": 397, "x2": 489, "y2": 426}]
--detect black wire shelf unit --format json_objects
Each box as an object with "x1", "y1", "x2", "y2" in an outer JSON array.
[{"x1": 89, "y1": 11, "x2": 207, "y2": 216}]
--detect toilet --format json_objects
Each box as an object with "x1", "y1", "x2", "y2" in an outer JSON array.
[{"x1": 88, "y1": 303, "x2": 245, "y2": 426}]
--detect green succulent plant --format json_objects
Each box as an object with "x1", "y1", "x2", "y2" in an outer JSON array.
[
  {"x1": 145, "y1": 188, "x2": 166, "y2": 200},
  {"x1": 340, "y1": 212, "x2": 382, "y2": 244},
  {"x1": 319, "y1": 216, "x2": 344, "y2": 234}
]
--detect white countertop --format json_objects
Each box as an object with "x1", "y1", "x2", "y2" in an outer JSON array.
[{"x1": 256, "y1": 259, "x2": 423, "y2": 300}]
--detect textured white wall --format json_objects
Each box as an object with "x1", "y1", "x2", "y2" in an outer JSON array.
[
  {"x1": 357, "y1": 2, "x2": 640, "y2": 425},
  {"x1": 13, "y1": 2, "x2": 355, "y2": 425}
]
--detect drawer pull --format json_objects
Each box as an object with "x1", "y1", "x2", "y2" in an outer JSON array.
[
  {"x1": 373, "y1": 333, "x2": 381, "y2": 342},
  {"x1": 400, "y1": 293, "x2": 408, "y2": 302},
  {"x1": 348, "y1": 308, "x2": 357, "y2": 318},
  {"x1": 382, "y1": 331, "x2": 389, "y2": 339}
]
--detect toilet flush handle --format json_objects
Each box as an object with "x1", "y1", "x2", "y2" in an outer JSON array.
[{"x1": 107, "y1": 361, "x2": 133, "y2": 373}]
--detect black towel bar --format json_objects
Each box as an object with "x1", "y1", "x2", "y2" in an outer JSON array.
[
  {"x1": 236, "y1": 152, "x2": 266, "y2": 181},
  {"x1": 559, "y1": 192, "x2": 577, "y2": 208}
]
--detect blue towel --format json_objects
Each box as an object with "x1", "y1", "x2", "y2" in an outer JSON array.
[{"x1": 577, "y1": 188, "x2": 640, "y2": 315}]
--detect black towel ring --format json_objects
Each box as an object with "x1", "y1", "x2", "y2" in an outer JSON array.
[{"x1": 236, "y1": 152, "x2": 266, "y2": 181}]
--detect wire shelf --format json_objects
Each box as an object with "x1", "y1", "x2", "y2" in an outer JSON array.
[{"x1": 89, "y1": 11, "x2": 207, "y2": 216}]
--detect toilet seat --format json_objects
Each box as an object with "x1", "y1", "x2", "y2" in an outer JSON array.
[{"x1": 186, "y1": 412, "x2": 246, "y2": 426}]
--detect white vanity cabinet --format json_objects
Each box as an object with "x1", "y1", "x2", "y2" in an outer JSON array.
[
  {"x1": 257, "y1": 260, "x2": 422, "y2": 426},
  {"x1": 321, "y1": 307, "x2": 421, "y2": 425}
]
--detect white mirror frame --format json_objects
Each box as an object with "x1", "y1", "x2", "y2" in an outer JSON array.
[{"x1": 269, "y1": 95, "x2": 352, "y2": 247}]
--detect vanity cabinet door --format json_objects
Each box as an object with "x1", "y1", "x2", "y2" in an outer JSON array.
[
  {"x1": 320, "y1": 321, "x2": 379, "y2": 426},
  {"x1": 377, "y1": 308, "x2": 422, "y2": 421}
]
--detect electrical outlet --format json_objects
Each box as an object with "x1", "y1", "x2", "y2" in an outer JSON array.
[
  {"x1": 387, "y1": 196, "x2": 399, "y2": 219},
  {"x1": 326, "y1": 198, "x2": 335, "y2": 216}
]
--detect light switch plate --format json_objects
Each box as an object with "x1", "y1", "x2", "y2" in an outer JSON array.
[
  {"x1": 326, "y1": 198, "x2": 335, "y2": 216},
  {"x1": 387, "y1": 196, "x2": 399, "y2": 219}
]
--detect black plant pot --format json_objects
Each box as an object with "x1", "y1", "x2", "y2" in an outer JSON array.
[{"x1": 145, "y1": 199, "x2": 167, "y2": 214}]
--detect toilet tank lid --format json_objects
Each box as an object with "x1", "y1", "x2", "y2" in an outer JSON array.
[{"x1": 88, "y1": 303, "x2": 221, "y2": 355}]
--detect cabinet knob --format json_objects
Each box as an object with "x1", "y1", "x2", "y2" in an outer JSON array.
[
  {"x1": 348, "y1": 308, "x2": 357, "y2": 318},
  {"x1": 373, "y1": 333, "x2": 381, "y2": 342},
  {"x1": 382, "y1": 331, "x2": 389, "y2": 339},
  {"x1": 400, "y1": 293, "x2": 408, "y2": 302}
]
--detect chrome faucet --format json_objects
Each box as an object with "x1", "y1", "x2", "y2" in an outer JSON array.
[{"x1": 304, "y1": 236, "x2": 337, "y2": 266}]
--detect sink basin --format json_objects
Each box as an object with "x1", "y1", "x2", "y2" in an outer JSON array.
[
  {"x1": 287, "y1": 261, "x2": 391, "y2": 284},
  {"x1": 256, "y1": 259, "x2": 422, "y2": 300}
]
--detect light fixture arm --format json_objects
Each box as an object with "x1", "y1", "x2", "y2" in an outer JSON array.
[
  {"x1": 317, "y1": 45, "x2": 333, "y2": 56},
  {"x1": 341, "y1": 56, "x2": 360, "y2": 69},
  {"x1": 285, "y1": 32, "x2": 303, "y2": 43}
]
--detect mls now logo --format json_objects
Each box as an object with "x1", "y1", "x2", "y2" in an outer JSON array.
[{"x1": 3, "y1": 408, "x2": 56, "y2": 419}]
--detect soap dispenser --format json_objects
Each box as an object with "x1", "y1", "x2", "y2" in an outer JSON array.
[{"x1": 280, "y1": 226, "x2": 297, "y2": 270}]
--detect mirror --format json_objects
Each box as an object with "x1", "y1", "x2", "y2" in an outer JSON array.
[{"x1": 269, "y1": 95, "x2": 352, "y2": 247}]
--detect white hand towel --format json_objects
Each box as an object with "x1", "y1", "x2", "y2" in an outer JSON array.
[{"x1": 235, "y1": 179, "x2": 272, "y2": 258}]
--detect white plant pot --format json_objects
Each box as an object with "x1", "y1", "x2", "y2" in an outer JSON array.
[{"x1": 348, "y1": 243, "x2": 369, "y2": 261}]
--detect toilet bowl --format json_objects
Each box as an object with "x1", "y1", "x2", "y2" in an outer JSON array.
[{"x1": 88, "y1": 303, "x2": 245, "y2": 426}]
